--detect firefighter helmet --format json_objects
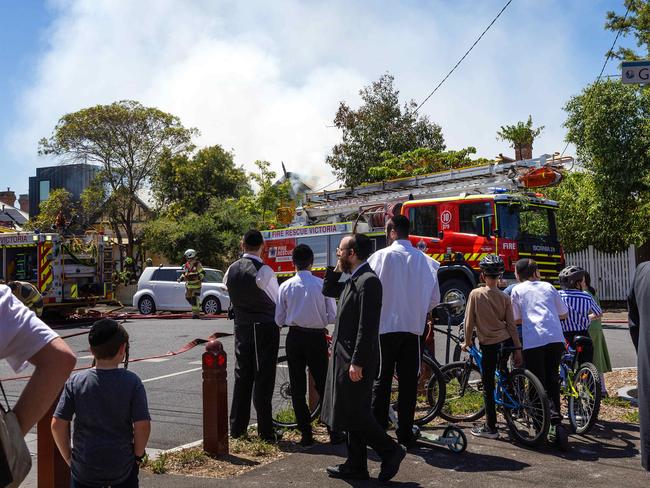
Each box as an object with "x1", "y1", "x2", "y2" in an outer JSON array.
[
  {"x1": 559, "y1": 265, "x2": 585, "y2": 289},
  {"x1": 479, "y1": 254, "x2": 505, "y2": 277},
  {"x1": 184, "y1": 249, "x2": 197, "y2": 260}
]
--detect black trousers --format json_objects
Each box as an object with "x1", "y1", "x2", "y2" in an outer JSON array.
[
  {"x1": 480, "y1": 338, "x2": 514, "y2": 429},
  {"x1": 523, "y1": 342, "x2": 565, "y2": 426},
  {"x1": 372, "y1": 332, "x2": 421, "y2": 444},
  {"x1": 563, "y1": 331, "x2": 594, "y2": 365},
  {"x1": 285, "y1": 327, "x2": 329, "y2": 435},
  {"x1": 230, "y1": 322, "x2": 280, "y2": 439},
  {"x1": 346, "y1": 417, "x2": 398, "y2": 471}
]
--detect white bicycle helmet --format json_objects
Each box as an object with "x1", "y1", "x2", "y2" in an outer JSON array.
[{"x1": 184, "y1": 249, "x2": 197, "y2": 259}]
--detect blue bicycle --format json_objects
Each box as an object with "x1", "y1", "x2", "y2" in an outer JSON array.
[{"x1": 432, "y1": 343, "x2": 551, "y2": 446}]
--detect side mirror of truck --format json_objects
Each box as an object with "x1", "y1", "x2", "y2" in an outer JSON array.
[{"x1": 438, "y1": 231, "x2": 444, "y2": 240}]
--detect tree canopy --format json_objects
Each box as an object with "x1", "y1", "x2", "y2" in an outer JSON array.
[
  {"x1": 496, "y1": 115, "x2": 544, "y2": 148},
  {"x1": 605, "y1": 0, "x2": 650, "y2": 61},
  {"x1": 558, "y1": 79, "x2": 650, "y2": 251},
  {"x1": 39, "y1": 100, "x2": 197, "y2": 257},
  {"x1": 368, "y1": 147, "x2": 490, "y2": 181},
  {"x1": 327, "y1": 73, "x2": 445, "y2": 187},
  {"x1": 151, "y1": 145, "x2": 250, "y2": 217}
]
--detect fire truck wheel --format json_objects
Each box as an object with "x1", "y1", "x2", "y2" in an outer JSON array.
[
  {"x1": 138, "y1": 295, "x2": 156, "y2": 315},
  {"x1": 439, "y1": 278, "x2": 471, "y2": 325}
]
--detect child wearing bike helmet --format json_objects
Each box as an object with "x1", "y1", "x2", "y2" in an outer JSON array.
[
  {"x1": 461, "y1": 254, "x2": 522, "y2": 439},
  {"x1": 558, "y1": 266, "x2": 603, "y2": 366}
]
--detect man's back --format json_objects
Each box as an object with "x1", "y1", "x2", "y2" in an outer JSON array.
[
  {"x1": 368, "y1": 240, "x2": 439, "y2": 334},
  {"x1": 276, "y1": 271, "x2": 336, "y2": 327},
  {"x1": 55, "y1": 368, "x2": 150, "y2": 485}
]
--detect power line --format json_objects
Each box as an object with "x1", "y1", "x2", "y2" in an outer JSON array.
[
  {"x1": 414, "y1": 0, "x2": 514, "y2": 114},
  {"x1": 561, "y1": 5, "x2": 631, "y2": 157}
]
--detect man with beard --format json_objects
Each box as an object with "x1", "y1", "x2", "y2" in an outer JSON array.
[{"x1": 321, "y1": 233, "x2": 405, "y2": 482}]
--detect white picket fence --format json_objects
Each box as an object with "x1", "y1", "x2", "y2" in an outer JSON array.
[{"x1": 564, "y1": 245, "x2": 636, "y2": 301}]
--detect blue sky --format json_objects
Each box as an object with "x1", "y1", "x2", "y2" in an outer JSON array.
[{"x1": 0, "y1": 0, "x2": 635, "y2": 196}]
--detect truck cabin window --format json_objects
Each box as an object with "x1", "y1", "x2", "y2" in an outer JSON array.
[
  {"x1": 459, "y1": 201, "x2": 493, "y2": 235},
  {"x1": 408, "y1": 206, "x2": 438, "y2": 237},
  {"x1": 497, "y1": 204, "x2": 556, "y2": 240}
]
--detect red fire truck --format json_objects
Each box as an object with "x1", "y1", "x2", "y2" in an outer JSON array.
[{"x1": 262, "y1": 154, "x2": 569, "y2": 322}]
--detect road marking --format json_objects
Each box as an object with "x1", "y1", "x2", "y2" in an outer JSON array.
[
  {"x1": 188, "y1": 360, "x2": 202, "y2": 365},
  {"x1": 141, "y1": 358, "x2": 171, "y2": 363},
  {"x1": 277, "y1": 364, "x2": 288, "y2": 368},
  {"x1": 142, "y1": 367, "x2": 202, "y2": 383},
  {"x1": 79, "y1": 355, "x2": 94, "y2": 359}
]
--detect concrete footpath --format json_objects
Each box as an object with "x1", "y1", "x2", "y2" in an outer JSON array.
[{"x1": 141, "y1": 420, "x2": 648, "y2": 487}]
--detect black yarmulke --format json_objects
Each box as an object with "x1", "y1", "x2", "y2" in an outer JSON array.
[{"x1": 88, "y1": 319, "x2": 122, "y2": 347}]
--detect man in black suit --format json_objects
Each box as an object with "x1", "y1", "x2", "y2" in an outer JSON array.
[
  {"x1": 321, "y1": 233, "x2": 406, "y2": 482},
  {"x1": 628, "y1": 261, "x2": 650, "y2": 471}
]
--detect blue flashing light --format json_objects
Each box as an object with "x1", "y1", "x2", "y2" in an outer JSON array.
[{"x1": 488, "y1": 187, "x2": 508, "y2": 194}]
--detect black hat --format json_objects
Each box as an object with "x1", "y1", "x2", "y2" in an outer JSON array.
[{"x1": 89, "y1": 319, "x2": 127, "y2": 347}]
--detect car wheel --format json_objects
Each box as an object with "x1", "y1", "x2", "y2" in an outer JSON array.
[
  {"x1": 138, "y1": 296, "x2": 156, "y2": 315},
  {"x1": 202, "y1": 296, "x2": 221, "y2": 315}
]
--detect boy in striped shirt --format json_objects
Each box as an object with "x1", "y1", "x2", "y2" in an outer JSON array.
[{"x1": 558, "y1": 266, "x2": 603, "y2": 365}]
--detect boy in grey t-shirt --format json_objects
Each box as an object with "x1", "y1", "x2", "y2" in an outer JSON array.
[{"x1": 52, "y1": 319, "x2": 151, "y2": 487}]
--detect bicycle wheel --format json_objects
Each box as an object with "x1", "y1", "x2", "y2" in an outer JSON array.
[
  {"x1": 568, "y1": 362, "x2": 601, "y2": 435},
  {"x1": 271, "y1": 355, "x2": 321, "y2": 429},
  {"x1": 439, "y1": 361, "x2": 485, "y2": 422},
  {"x1": 414, "y1": 355, "x2": 445, "y2": 426},
  {"x1": 502, "y1": 368, "x2": 550, "y2": 447}
]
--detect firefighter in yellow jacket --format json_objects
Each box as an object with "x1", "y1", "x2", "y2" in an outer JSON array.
[{"x1": 178, "y1": 249, "x2": 205, "y2": 319}]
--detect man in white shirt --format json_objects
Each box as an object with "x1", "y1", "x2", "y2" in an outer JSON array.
[
  {"x1": 367, "y1": 215, "x2": 440, "y2": 447},
  {"x1": 275, "y1": 244, "x2": 339, "y2": 446},
  {"x1": 0, "y1": 284, "x2": 76, "y2": 434},
  {"x1": 224, "y1": 230, "x2": 281, "y2": 442}
]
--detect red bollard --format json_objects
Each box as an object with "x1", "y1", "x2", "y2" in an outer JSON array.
[
  {"x1": 202, "y1": 340, "x2": 229, "y2": 455},
  {"x1": 37, "y1": 397, "x2": 70, "y2": 487}
]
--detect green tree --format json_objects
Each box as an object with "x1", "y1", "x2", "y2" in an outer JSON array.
[
  {"x1": 546, "y1": 172, "x2": 650, "y2": 253},
  {"x1": 24, "y1": 188, "x2": 73, "y2": 231},
  {"x1": 561, "y1": 80, "x2": 650, "y2": 251},
  {"x1": 143, "y1": 198, "x2": 254, "y2": 270},
  {"x1": 368, "y1": 147, "x2": 490, "y2": 181},
  {"x1": 327, "y1": 73, "x2": 445, "y2": 186},
  {"x1": 496, "y1": 115, "x2": 544, "y2": 160},
  {"x1": 238, "y1": 160, "x2": 291, "y2": 228},
  {"x1": 151, "y1": 145, "x2": 250, "y2": 217},
  {"x1": 605, "y1": 0, "x2": 650, "y2": 61},
  {"x1": 39, "y1": 100, "x2": 197, "y2": 257}
]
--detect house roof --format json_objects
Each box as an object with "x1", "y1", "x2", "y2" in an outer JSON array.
[{"x1": 0, "y1": 204, "x2": 28, "y2": 230}]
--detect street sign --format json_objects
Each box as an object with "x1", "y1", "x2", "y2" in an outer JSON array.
[{"x1": 622, "y1": 60, "x2": 650, "y2": 84}]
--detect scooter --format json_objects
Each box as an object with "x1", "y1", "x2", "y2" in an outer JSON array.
[{"x1": 388, "y1": 405, "x2": 467, "y2": 453}]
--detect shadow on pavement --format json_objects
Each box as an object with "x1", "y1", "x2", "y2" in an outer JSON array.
[{"x1": 501, "y1": 420, "x2": 640, "y2": 462}]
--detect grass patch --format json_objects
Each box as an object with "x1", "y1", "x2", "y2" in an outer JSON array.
[
  {"x1": 602, "y1": 396, "x2": 631, "y2": 408},
  {"x1": 173, "y1": 448, "x2": 209, "y2": 468},
  {"x1": 623, "y1": 410, "x2": 640, "y2": 424},
  {"x1": 273, "y1": 408, "x2": 297, "y2": 425},
  {"x1": 146, "y1": 453, "x2": 168, "y2": 474},
  {"x1": 231, "y1": 436, "x2": 278, "y2": 457}
]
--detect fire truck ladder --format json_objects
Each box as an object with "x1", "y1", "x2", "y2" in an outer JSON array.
[{"x1": 302, "y1": 154, "x2": 571, "y2": 223}]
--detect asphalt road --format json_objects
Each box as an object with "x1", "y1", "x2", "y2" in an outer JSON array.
[{"x1": 1, "y1": 316, "x2": 637, "y2": 454}]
